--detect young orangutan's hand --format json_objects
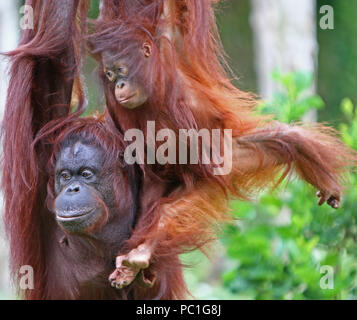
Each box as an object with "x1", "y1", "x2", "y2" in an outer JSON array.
[
  {"x1": 108, "y1": 243, "x2": 155, "y2": 289},
  {"x1": 316, "y1": 190, "x2": 341, "y2": 209}
]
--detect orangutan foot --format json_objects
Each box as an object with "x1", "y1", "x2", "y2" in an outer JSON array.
[
  {"x1": 316, "y1": 190, "x2": 341, "y2": 209},
  {"x1": 109, "y1": 243, "x2": 154, "y2": 289}
]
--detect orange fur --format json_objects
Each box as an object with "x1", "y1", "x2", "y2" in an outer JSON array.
[
  {"x1": 92, "y1": 0, "x2": 357, "y2": 287},
  {"x1": 3, "y1": 0, "x2": 356, "y2": 300}
]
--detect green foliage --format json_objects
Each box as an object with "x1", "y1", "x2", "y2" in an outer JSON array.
[
  {"x1": 221, "y1": 73, "x2": 357, "y2": 300},
  {"x1": 317, "y1": 0, "x2": 357, "y2": 122},
  {"x1": 258, "y1": 71, "x2": 324, "y2": 122},
  {"x1": 340, "y1": 98, "x2": 357, "y2": 149},
  {"x1": 88, "y1": 0, "x2": 100, "y2": 19}
]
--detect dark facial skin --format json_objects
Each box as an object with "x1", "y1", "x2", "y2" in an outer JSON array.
[
  {"x1": 54, "y1": 142, "x2": 115, "y2": 234},
  {"x1": 102, "y1": 43, "x2": 151, "y2": 109}
]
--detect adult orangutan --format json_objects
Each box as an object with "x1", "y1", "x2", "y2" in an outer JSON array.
[{"x1": 89, "y1": 0, "x2": 357, "y2": 289}]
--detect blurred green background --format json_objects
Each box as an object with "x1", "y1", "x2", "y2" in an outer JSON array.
[{"x1": 1, "y1": 0, "x2": 356, "y2": 300}]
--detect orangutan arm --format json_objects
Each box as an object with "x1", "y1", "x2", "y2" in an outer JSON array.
[
  {"x1": 153, "y1": 122, "x2": 355, "y2": 256},
  {"x1": 232, "y1": 122, "x2": 357, "y2": 208},
  {"x1": 109, "y1": 179, "x2": 231, "y2": 290}
]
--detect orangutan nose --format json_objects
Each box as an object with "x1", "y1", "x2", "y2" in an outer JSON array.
[{"x1": 116, "y1": 80, "x2": 125, "y2": 90}]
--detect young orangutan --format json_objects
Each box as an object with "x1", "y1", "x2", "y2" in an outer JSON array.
[{"x1": 89, "y1": 0, "x2": 357, "y2": 289}]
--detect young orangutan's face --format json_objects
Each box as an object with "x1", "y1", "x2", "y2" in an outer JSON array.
[{"x1": 102, "y1": 43, "x2": 152, "y2": 109}]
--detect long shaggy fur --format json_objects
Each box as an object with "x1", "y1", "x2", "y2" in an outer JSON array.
[
  {"x1": 2, "y1": 0, "x2": 356, "y2": 300},
  {"x1": 1, "y1": 0, "x2": 90, "y2": 299},
  {"x1": 90, "y1": 0, "x2": 357, "y2": 263},
  {"x1": 1, "y1": 0, "x2": 189, "y2": 300}
]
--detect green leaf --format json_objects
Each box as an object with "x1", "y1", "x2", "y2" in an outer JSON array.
[{"x1": 341, "y1": 98, "x2": 354, "y2": 117}]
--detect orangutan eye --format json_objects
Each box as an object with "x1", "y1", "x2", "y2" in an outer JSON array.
[
  {"x1": 105, "y1": 70, "x2": 115, "y2": 81},
  {"x1": 81, "y1": 169, "x2": 93, "y2": 179},
  {"x1": 60, "y1": 170, "x2": 71, "y2": 181},
  {"x1": 118, "y1": 66, "x2": 128, "y2": 76}
]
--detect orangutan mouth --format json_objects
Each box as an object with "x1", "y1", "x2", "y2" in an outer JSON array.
[{"x1": 119, "y1": 93, "x2": 136, "y2": 104}]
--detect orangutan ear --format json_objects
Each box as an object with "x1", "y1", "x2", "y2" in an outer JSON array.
[{"x1": 142, "y1": 42, "x2": 152, "y2": 58}]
